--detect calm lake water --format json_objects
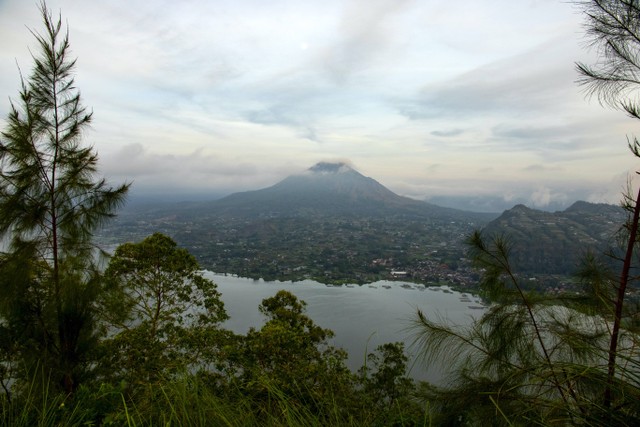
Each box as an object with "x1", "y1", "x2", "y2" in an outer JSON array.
[{"x1": 206, "y1": 273, "x2": 486, "y2": 384}]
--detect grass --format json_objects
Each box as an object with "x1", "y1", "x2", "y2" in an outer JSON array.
[{"x1": 0, "y1": 374, "x2": 429, "y2": 427}]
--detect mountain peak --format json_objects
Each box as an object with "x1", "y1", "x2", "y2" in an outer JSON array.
[
  {"x1": 213, "y1": 161, "x2": 451, "y2": 218},
  {"x1": 564, "y1": 200, "x2": 614, "y2": 213},
  {"x1": 511, "y1": 204, "x2": 532, "y2": 212},
  {"x1": 308, "y1": 162, "x2": 353, "y2": 174}
]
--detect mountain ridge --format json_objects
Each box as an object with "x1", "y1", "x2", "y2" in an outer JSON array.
[
  {"x1": 102, "y1": 162, "x2": 621, "y2": 286},
  {"x1": 202, "y1": 162, "x2": 493, "y2": 221},
  {"x1": 482, "y1": 200, "x2": 625, "y2": 275}
]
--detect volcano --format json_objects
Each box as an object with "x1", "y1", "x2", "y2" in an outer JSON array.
[{"x1": 205, "y1": 162, "x2": 488, "y2": 221}]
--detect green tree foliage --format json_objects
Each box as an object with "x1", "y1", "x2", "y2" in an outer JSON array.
[
  {"x1": 358, "y1": 342, "x2": 421, "y2": 426},
  {"x1": 100, "y1": 233, "x2": 228, "y2": 387},
  {"x1": 0, "y1": 3, "x2": 129, "y2": 395},
  {"x1": 575, "y1": 0, "x2": 640, "y2": 413},
  {"x1": 231, "y1": 291, "x2": 354, "y2": 414},
  {"x1": 359, "y1": 342, "x2": 414, "y2": 407},
  {"x1": 211, "y1": 291, "x2": 422, "y2": 425},
  {"x1": 413, "y1": 233, "x2": 636, "y2": 425},
  {"x1": 0, "y1": 3, "x2": 425, "y2": 425},
  {"x1": 409, "y1": 2, "x2": 640, "y2": 424},
  {"x1": 576, "y1": 0, "x2": 640, "y2": 118}
]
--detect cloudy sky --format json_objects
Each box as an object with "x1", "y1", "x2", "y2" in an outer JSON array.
[{"x1": 0, "y1": 0, "x2": 638, "y2": 212}]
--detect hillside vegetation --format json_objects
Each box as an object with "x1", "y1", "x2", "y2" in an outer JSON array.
[
  {"x1": 482, "y1": 202, "x2": 626, "y2": 275},
  {"x1": 2, "y1": 2, "x2": 640, "y2": 426}
]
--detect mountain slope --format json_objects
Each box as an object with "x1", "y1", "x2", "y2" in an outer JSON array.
[
  {"x1": 205, "y1": 162, "x2": 493, "y2": 221},
  {"x1": 101, "y1": 163, "x2": 623, "y2": 286},
  {"x1": 482, "y1": 201, "x2": 625, "y2": 275},
  {"x1": 102, "y1": 162, "x2": 496, "y2": 284}
]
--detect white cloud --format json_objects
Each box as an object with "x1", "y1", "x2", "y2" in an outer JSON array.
[
  {"x1": 0, "y1": 0, "x2": 636, "y2": 210},
  {"x1": 530, "y1": 187, "x2": 553, "y2": 208}
]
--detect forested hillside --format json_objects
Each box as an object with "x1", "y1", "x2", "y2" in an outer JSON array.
[
  {"x1": 99, "y1": 162, "x2": 494, "y2": 286},
  {"x1": 1, "y1": 2, "x2": 640, "y2": 426},
  {"x1": 482, "y1": 201, "x2": 625, "y2": 275}
]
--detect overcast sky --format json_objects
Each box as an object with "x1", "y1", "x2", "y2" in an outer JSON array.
[{"x1": 1, "y1": 0, "x2": 638, "y2": 212}]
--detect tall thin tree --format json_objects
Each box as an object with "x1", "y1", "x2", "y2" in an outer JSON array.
[
  {"x1": 0, "y1": 2, "x2": 129, "y2": 394},
  {"x1": 575, "y1": 0, "x2": 640, "y2": 411}
]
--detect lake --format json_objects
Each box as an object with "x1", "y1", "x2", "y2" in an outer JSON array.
[{"x1": 206, "y1": 273, "x2": 486, "y2": 384}]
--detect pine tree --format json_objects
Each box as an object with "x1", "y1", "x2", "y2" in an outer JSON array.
[
  {"x1": 0, "y1": 2, "x2": 129, "y2": 394},
  {"x1": 575, "y1": 0, "x2": 640, "y2": 415},
  {"x1": 411, "y1": 4, "x2": 640, "y2": 422},
  {"x1": 411, "y1": 233, "x2": 626, "y2": 424}
]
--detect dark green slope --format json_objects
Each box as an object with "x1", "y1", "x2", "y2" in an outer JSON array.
[
  {"x1": 200, "y1": 162, "x2": 494, "y2": 222},
  {"x1": 102, "y1": 162, "x2": 496, "y2": 283},
  {"x1": 482, "y1": 202, "x2": 625, "y2": 275}
]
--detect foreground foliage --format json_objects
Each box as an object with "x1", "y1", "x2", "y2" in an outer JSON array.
[
  {"x1": 410, "y1": 3, "x2": 640, "y2": 424},
  {"x1": 0, "y1": 3, "x2": 129, "y2": 396},
  {"x1": 0, "y1": 4, "x2": 422, "y2": 425},
  {"x1": 6, "y1": 1, "x2": 640, "y2": 426},
  {"x1": 412, "y1": 231, "x2": 640, "y2": 425},
  {"x1": 99, "y1": 232, "x2": 228, "y2": 387},
  {"x1": 0, "y1": 285, "x2": 423, "y2": 426}
]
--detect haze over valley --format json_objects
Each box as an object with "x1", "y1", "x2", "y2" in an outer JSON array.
[
  {"x1": 1, "y1": 0, "x2": 631, "y2": 292},
  {"x1": 99, "y1": 162, "x2": 625, "y2": 291}
]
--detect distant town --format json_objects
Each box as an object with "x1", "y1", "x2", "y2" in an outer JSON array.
[{"x1": 97, "y1": 164, "x2": 629, "y2": 296}]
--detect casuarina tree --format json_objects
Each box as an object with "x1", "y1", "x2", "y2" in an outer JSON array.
[
  {"x1": 0, "y1": 2, "x2": 129, "y2": 395},
  {"x1": 410, "y1": 2, "x2": 640, "y2": 423},
  {"x1": 575, "y1": 0, "x2": 640, "y2": 414}
]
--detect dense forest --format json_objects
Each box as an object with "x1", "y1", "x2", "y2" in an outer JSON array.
[{"x1": 0, "y1": 2, "x2": 639, "y2": 426}]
